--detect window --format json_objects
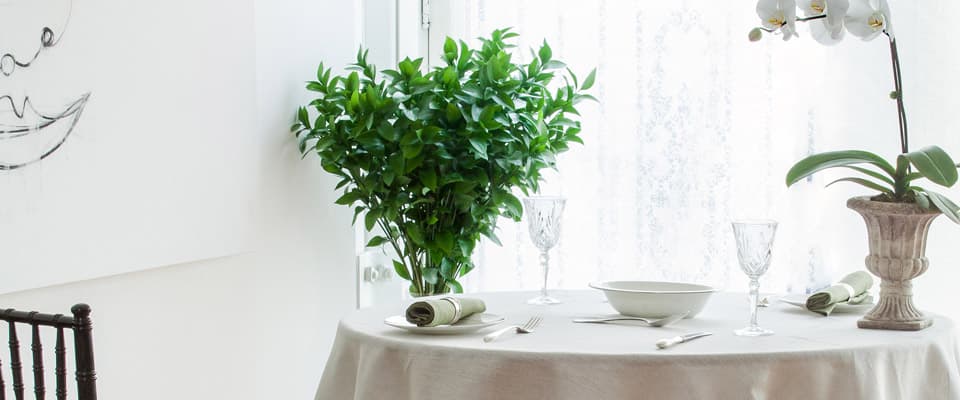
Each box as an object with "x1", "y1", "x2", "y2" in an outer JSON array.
[{"x1": 380, "y1": 1, "x2": 960, "y2": 318}]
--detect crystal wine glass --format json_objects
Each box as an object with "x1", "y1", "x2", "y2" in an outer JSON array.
[
  {"x1": 731, "y1": 219, "x2": 778, "y2": 336},
  {"x1": 523, "y1": 196, "x2": 566, "y2": 305}
]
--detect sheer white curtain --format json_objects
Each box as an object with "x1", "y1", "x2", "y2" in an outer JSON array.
[{"x1": 446, "y1": 1, "x2": 960, "y2": 303}]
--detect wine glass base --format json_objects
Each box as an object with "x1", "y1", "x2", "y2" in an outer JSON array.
[
  {"x1": 734, "y1": 326, "x2": 774, "y2": 337},
  {"x1": 527, "y1": 295, "x2": 562, "y2": 305}
]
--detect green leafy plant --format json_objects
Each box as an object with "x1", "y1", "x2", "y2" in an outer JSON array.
[{"x1": 291, "y1": 28, "x2": 595, "y2": 296}]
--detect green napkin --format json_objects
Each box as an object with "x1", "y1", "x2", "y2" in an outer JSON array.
[
  {"x1": 805, "y1": 271, "x2": 874, "y2": 316},
  {"x1": 405, "y1": 297, "x2": 486, "y2": 327}
]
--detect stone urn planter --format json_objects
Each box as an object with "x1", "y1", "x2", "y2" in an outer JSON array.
[{"x1": 847, "y1": 196, "x2": 941, "y2": 331}]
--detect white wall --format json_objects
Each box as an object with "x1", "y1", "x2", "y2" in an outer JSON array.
[
  {"x1": 0, "y1": 0, "x2": 259, "y2": 292},
  {"x1": 0, "y1": 0, "x2": 361, "y2": 399}
]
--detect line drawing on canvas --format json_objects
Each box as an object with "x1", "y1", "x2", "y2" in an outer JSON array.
[{"x1": 0, "y1": 0, "x2": 90, "y2": 170}]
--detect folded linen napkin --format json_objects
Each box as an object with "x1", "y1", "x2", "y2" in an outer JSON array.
[
  {"x1": 805, "y1": 271, "x2": 874, "y2": 316},
  {"x1": 405, "y1": 297, "x2": 486, "y2": 327}
]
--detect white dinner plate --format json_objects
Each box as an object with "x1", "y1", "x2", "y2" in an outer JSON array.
[
  {"x1": 779, "y1": 293, "x2": 875, "y2": 313},
  {"x1": 384, "y1": 313, "x2": 505, "y2": 334}
]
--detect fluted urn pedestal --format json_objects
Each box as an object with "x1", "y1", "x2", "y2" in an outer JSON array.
[{"x1": 847, "y1": 196, "x2": 940, "y2": 331}]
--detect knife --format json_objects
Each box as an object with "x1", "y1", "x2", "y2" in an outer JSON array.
[{"x1": 655, "y1": 332, "x2": 712, "y2": 349}]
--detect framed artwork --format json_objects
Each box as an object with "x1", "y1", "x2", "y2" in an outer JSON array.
[{"x1": 0, "y1": 0, "x2": 258, "y2": 293}]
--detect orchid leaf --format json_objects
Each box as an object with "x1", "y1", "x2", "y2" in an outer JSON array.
[
  {"x1": 786, "y1": 150, "x2": 896, "y2": 187},
  {"x1": 901, "y1": 146, "x2": 958, "y2": 187},
  {"x1": 825, "y1": 177, "x2": 893, "y2": 194},
  {"x1": 913, "y1": 190, "x2": 931, "y2": 209},
  {"x1": 921, "y1": 189, "x2": 960, "y2": 224},
  {"x1": 840, "y1": 165, "x2": 895, "y2": 185}
]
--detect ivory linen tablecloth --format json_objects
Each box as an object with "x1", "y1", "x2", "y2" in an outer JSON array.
[{"x1": 315, "y1": 291, "x2": 960, "y2": 400}]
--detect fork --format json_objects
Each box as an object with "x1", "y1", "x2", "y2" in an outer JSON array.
[{"x1": 482, "y1": 316, "x2": 542, "y2": 343}]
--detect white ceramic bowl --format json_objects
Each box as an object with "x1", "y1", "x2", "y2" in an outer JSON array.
[{"x1": 589, "y1": 281, "x2": 717, "y2": 318}]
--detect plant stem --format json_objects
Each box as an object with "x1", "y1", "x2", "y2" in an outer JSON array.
[
  {"x1": 887, "y1": 36, "x2": 909, "y2": 154},
  {"x1": 796, "y1": 14, "x2": 827, "y2": 22}
]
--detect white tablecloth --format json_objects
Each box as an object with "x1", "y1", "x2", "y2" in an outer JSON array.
[{"x1": 316, "y1": 291, "x2": 960, "y2": 400}]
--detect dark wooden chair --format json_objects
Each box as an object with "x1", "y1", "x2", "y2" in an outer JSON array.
[{"x1": 0, "y1": 304, "x2": 97, "y2": 400}]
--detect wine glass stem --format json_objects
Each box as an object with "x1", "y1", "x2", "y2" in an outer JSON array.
[
  {"x1": 540, "y1": 250, "x2": 550, "y2": 297},
  {"x1": 748, "y1": 277, "x2": 760, "y2": 329}
]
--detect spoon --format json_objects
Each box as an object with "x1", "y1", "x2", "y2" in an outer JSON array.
[{"x1": 572, "y1": 311, "x2": 689, "y2": 327}]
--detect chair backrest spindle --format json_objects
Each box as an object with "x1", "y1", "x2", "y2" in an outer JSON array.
[
  {"x1": 55, "y1": 328, "x2": 66, "y2": 400},
  {"x1": 1, "y1": 355, "x2": 6, "y2": 400},
  {"x1": 7, "y1": 320, "x2": 24, "y2": 400},
  {"x1": 31, "y1": 323, "x2": 45, "y2": 400}
]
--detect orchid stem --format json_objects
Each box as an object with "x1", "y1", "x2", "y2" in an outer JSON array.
[
  {"x1": 796, "y1": 14, "x2": 827, "y2": 22},
  {"x1": 888, "y1": 37, "x2": 909, "y2": 154}
]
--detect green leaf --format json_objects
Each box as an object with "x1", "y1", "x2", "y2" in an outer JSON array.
[
  {"x1": 538, "y1": 41, "x2": 552, "y2": 63},
  {"x1": 316, "y1": 62, "x2": 326, "y2": 81},
  {"x1": 914, "y1": 190, "x2": 931, "y2": 209},
  {"x1": 445, "y1": 278, "x2": 464, "y2": 294},
  {"x1": 398, "y1": 57, "x2": 416, "y2": 77},
  {"x1": 443, "y1": 37, "x2": 457, "y2": 55},
  {"x1": 440, "y1": 258, "x2": 457, "y2": 279},
  {"x1": 364, "y1": 208, "x2": 382, "y2": 231},
  {"x1": 393, "y1": 260, "x2": 411, "y2": 281},
  {"x1": 422, "y1": 267, "x2": 440, "y2": 284},
  {"x1": 420, "y1": 168, "x2": 437, "y2": 189},
  {"x1": 366, "y1": 236, "x2": 388, "y2": 247},
  {"x1": 786, "y1": 150, "x2": 896, "y2": 187},
  {"x1": 482, "y1": 229, "x2": 502, "y2": 246},
  {"x1": 493, "y1": 190, "x2": 523, "y2": 219},
  {"x1": 840, "y1": 165, "x2": 895, "y2": 185},
  {"x1": 902, "y1": 146, "x2": 959, "y2": 187},
  {"x1": 297, "y1": 107, "x2": 309, "y2": 127},
  {"x1": 468, "y1": 138, "x2": 488, "y2": 159},
  {"x1": 458, "y1": 239, "x2": 476, "y2": 258},
  {"x1": 445, "y1": 103, "x2": 461, "y2": 122},
  {"x1": 581, "y1": 68, "x2": 597, "y2": 91},
  {"x1": 436, "y1": 232, "x2": 454, "y2": 254},
  {"x1": 335, "y1": 191, "x2": 362, "y2": 205},
  {"x1": 406, "y1": 225, "x2": 425, "y2": 246},
  {"x1": 543, "y1": 60, "x2": 566, "y2": 70},
  {"x1": 352, "y1": 207, "x2": 364, "y2": 225},
  {"x1": 825, "y1": 177, "x2": 893, "y2": 194},
  {"x1": 458, "y1": 261, "x2": 475, "y2": 277},
  {"x1": 347, "y1": 71, "x2": 360, "y2": 91},
  {"x1": 388, "y1": 153, "x2": 405, "y2": 173},
  {"x1": 923, "y1": 189, "x2": 960, "y2": 224},
  {"x1": 402, "y1": 142, "x2": 424, "y2": 159}
]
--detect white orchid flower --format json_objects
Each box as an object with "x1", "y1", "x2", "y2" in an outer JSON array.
[
  {"x1": 757, "y1": 0, "x2": 799, "y2": 41},
  {"x1": 798, "y1": 0, "x2": 850, "y2": 45},
  {"x1": 845, "y1": 0, "x2": 893, "y2": 41}
]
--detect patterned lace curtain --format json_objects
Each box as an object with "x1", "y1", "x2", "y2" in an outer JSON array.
[{"x1": 454, "y1": 0, "x2": 960, "y2": 298}]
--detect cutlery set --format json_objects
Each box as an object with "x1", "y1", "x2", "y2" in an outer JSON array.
[{"x1": 481, "y1": 312, "x2": 710, "y2": 348}]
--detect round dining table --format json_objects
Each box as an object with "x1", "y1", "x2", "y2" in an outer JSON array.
[{"x1": 315, "y1": 290, "x2": 960, "y2": 400}]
